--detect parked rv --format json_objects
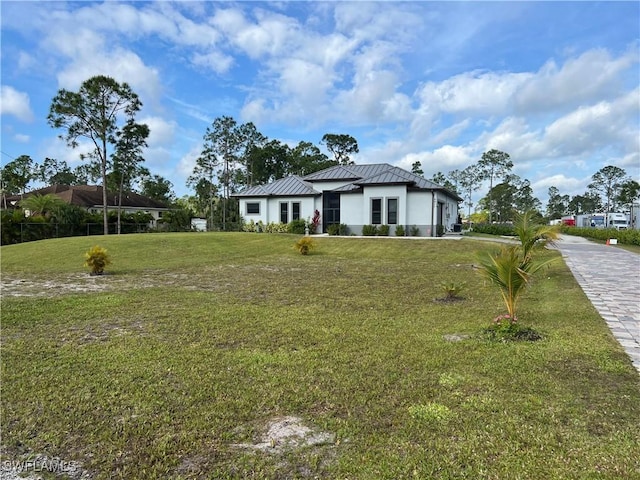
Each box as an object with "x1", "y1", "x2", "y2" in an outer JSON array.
[{"x1": 607, "y1": 212, "x2": 629, "y2": 230}]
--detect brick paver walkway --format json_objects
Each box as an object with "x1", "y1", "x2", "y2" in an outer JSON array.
[{"x1": 552, "y1": 234, "x2": 640, "y2": 373}]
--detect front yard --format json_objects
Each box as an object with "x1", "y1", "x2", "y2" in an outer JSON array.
[{"x1": 1, "y1": 233, "x2": 638, "y2": 479}]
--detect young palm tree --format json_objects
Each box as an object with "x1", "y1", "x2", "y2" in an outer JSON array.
[
  {"x1": 477, "y1": 246, "x2": 545, "y2": 320},
  {"x1": 513, "y1": 210, "x2": 560, "y2": 262},
  {"x1": 478, "y1": 212, "x2": 559, "y2": 322}
]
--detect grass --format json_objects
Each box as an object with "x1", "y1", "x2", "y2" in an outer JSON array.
[{"x1": 2, "y1": 233, "x2": 639, "y2": 479}]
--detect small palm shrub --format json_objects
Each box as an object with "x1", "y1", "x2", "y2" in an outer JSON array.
[
  {"x1": 395, "y1": 225, "x2": 405, "y2": 237},
  {"x1": 440, "y1": 281, "x2": 466, "y2": 300},
  {"x1": 410, "y1": 225, "x2": 420, "y2": 236},
  {"x1": 294, "y1": 236, "x2": 316, "y2": 255},
  {"x1": 84, "y1": 245, "x2": 111, "y2": 275},
  {"x1": 378, "y1": 225, "x2": 390, "y2": 236}
]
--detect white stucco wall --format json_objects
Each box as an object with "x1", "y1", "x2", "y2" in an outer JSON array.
[
  {"x1": 240, "y1": 197, "x2": 316, "y2": 225},
  {"x1": 406, "y1": 191, "x2": 434, "y2": 236}
]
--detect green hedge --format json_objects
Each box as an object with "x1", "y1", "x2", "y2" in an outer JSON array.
[
  {"x1": 471, "y1": 223, "x2": 515, "y2": 236},
  {"x1": 561, "y1": 226, "x2": 640, "y2": 245}
]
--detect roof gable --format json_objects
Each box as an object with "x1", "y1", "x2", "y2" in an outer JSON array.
[
  {"x1": 233, "y1": 175, "x2": 319, "y2": 197},
  {"x1": 302, "y1": 163, "x2": 392, "y2": 181}
]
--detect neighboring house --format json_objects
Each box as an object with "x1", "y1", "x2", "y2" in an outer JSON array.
[
  {"x1": 232, "y1": 163, "x2": 463, "y2": 236},
  {"x1": 6, "y1": 185, "x2": 170, "y2": 225}
]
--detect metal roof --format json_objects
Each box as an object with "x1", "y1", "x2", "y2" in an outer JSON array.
[
  {"x1": 303, "y1": 163, "x2": 392, "y2": 181},
  {"x1": 232, "y1": 175, "x2": 319, "y2": 197},
  {"x1": 233, "y1": 164, "x2": 463, "y2": 201}
]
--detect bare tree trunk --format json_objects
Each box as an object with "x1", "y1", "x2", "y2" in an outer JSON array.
[{"x1": 101, "y1": 139, "x2": 109, "y2": 235}]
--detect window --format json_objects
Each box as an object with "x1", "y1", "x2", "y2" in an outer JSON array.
[
  {"x1": 292, "y1": 202, "x2": 300, "y2": 221},
  {"x1": 387, "y1": 198, "x2": 398, "y2": 224},
  {"x1": 246, "y1": 202, "x2": 260, "y2": 214},
  {"x1": 371, "y1": 198, "x2": 382, "y2": 224},
  {"x1": 280, "y1": 202, "x2": 289, "y2": 223}
]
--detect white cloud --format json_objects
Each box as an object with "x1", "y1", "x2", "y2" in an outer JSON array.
[
  {"x1": 14, "y1": 134, "x2": 30, "y2": 143},
  {"x1": 56, "y1": 47, "x2": 162, "y2": 107},
  {"x1": 0, "y1": 86, "x2": 34, "y2": 122},
  {"x1": 531, "y1": 173, "x2": 592, "y2": 198},
  {"x1": 516, "y1": 47, "x2": 639, "y2": 112},
  {"x1": 541, "y1": 88, "x2": 640, "y2": 157},
  {"x1": 417, "y1": 70, "x2": 531, "y2": 116},
  {"x1": 191, "y1": 51, "x2": 234, "y2": 75},
  {"x1": 398, "y1": 145, "x2": 475, "y2": 175},
  {"x1": 139, "y1": 116, "x2": 177, "y2": 148}
]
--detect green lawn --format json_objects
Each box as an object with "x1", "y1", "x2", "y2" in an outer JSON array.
[{"x1": 2, "y1": 233, "x2": 639, "y2": 479}]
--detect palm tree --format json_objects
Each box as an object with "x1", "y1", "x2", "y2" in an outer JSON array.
[
  {"x1": 20, "y1": 194, "x2": 65, "y2": 218},
  {"x1": 478, "y1": 211, "x2": 559, "y2": 321},
  {"x1": 513, "y1": 210, "x2": 560, "y2": 262}
]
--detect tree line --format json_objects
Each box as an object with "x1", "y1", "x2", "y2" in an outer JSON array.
[
  {"x1": 0, "y1": 75, "x2": 360, "y2": 233},
  {"x1": 413, "y1": 153, "x2": 639, "y2": 223},
  {"x1": 2, "y1": 74, "x2": 638, "y2": 236}
]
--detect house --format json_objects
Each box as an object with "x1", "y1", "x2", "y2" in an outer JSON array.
[
  {"x1": 6, "y1": 185, "x2": 170, "y2": 225},
  {"x1": 232, "y1": 163, "x2": 463, "y2": 236}
]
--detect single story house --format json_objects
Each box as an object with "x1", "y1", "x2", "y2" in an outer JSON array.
[
  {"x1": 232, "y1": 163, "x2": 463, "y2": 236},
  {"x1": 6, "y1": 185, "x2": 170, "y2": 224}
]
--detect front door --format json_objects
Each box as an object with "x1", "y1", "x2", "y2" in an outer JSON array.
[{"x1": 322, "y1": 192, "x2": 340, "y2": 233}]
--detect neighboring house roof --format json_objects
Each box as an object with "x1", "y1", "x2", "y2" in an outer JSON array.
[
  {"x1": 7, "y1": 185, "x2": 170, "y2": 210},
  {"x1": 233, "y1": 175, "x2": 319, "y2": 197},
  {"x1": 233, "y1": 164, "x2": 463, "y2": 201}
]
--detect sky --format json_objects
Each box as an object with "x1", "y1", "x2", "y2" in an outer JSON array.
[{"x1": 1, "y1": 1, "x2": 639, "y2": 208}]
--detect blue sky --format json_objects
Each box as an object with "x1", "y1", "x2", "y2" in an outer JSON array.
[{"x1": 1, "y1": 1, "x2": 638, "y2": 206}]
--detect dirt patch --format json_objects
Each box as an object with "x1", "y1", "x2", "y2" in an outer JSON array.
[
  {"x1": 233, "y1": 416, "x2": 335, "y2": 453},
  {"x1": 0, "y1": 446, "x2": 91, "y2": 480},
  {"x1": 433, "y1": 296, "x2": 466, "y2": 304}
]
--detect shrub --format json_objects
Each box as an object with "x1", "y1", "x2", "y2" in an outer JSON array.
[
  {"x1": 410, "y1": 225, "x2": 420, "y2": 236},
  {"x1": 243, "y1": 220, "x2": 257, "y2": 232},
  {"x1": 561, "y1": 226, "x2": 640, "y2": 246},
  {"x1": 436, "y1": 224, "x2": 445, "y2": 237},
  {"x1": 440, "y1": 281, "x2": 466, "y2": 299},
  {"x1": 472, "y1": 223, "x2": 515, "y2": 236},
  {"x1": 263, "y1": 222, "x2": 288, "y2": 233},
  {"x1": 308, "y1": 209, "x2": 321, "y2": 234},
  {"x1": 287, "y1": 218, "x2": 307, "y2": 234},
  {"x1": 362, "y1": 225, "x2": 378, "y2": 236},
  {"x1": 395, "y1": 225, "x2": 405, "y2": 237},
  {"x1": 378, "y1": 225, "x2": 390, "y2": 236},
  {"x1": 294, "y1": 236, "x2": 316, "y2": 255},
  {"x1": 84, "y1": 245, "x2": 111, "y2": 275},
  {"x1": 327, "y1": 223, "x2": 348, "y2": 236}
]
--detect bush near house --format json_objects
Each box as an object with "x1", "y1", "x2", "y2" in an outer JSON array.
[
  {"x1": 395, "y1": 225, "x2": 405, "y2": 237},
  {"x1": 378, "y1": 225, "x2": 390, "y2": 236},
  {"x1": 327, "y1": 223, "x2": 348, "y2": 236},
  {"x1": 287, "y1": 218, "x2": 307, "y2": 235},
  {"x1": 362, "y1": 224, "x2": 378, "y2": 236}
]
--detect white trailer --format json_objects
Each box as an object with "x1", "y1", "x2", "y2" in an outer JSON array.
[{"x1": 607, "y1": 212, "x2": 629, "y2": 230}]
